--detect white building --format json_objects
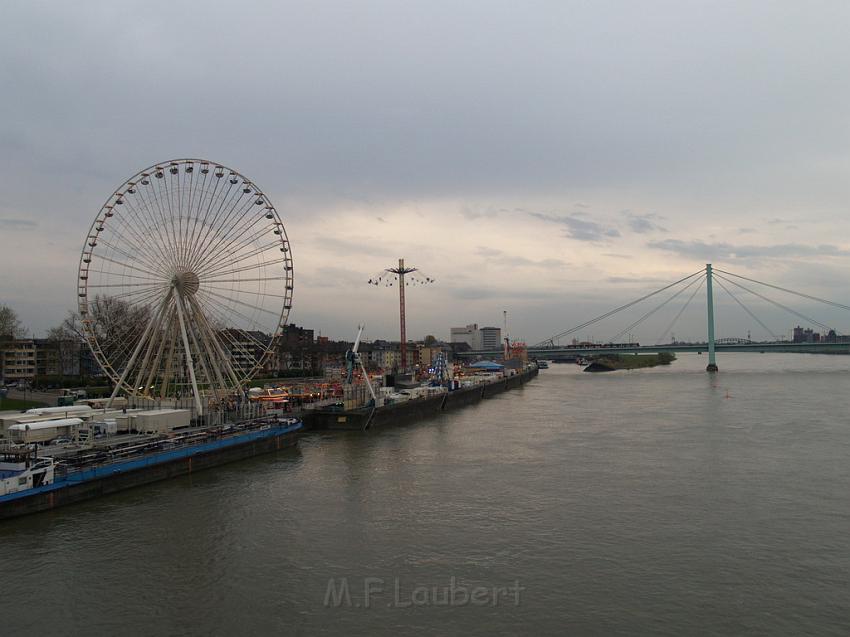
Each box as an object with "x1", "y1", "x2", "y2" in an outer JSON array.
[{"x1": 450, "y1": 324, "x2": 481, "y2": 350}]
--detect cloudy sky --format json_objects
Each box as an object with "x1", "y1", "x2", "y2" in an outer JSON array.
[{"x1": 2, "y1": 1, "x2": 850, "y2": 344}]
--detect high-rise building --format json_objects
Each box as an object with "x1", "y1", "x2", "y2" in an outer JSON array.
[{"x1": 479, "y1": 327, "x2": 502, "y2": 350}]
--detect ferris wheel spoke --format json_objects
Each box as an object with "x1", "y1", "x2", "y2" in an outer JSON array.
[
  {"x1": 175, "y1": 171, "x2": 200, "y2": 271},
  {"x1": 197, "y1": 241, "x2": 283, "y2": 278},
  {"x1": 86, "y1": 281, "x2": 167, "y2": 289},
  {"x1": 194, "y1": 198, "x2": 273, "y2": 272},
  {"x1": 193, "y1": 223, "x2": 277, "y2": 276},
  {"x1": 131, "y1": 178, "x2": 183, "y2": 270},
  {"x1": 200, "y1": 288, "x2": 281, "y2": 317},
  {"x1": 84, "y1": 270, "x2": 163, "y2": 282},
  {"x1": 141, "y1": 171, "x2": 181, "y2": 271},
  {"x1": 152, "y1": 173, "x2": 186, "y2": 269},
  {"x1": 202, "y1": 284, "x2": 289, "y2": 299},
  {"x1": 183, "y1": 166, "x2": 202, "y2": 267},
  {"x1": 92, "y1": 254, "x2": 163, "y2": 279},
  {"x1": 183, "y1": 167, "x2": 225, "y2": 269},
  {"x1": 214, "y1": 328, "x2": 266, "y2": 380},
  {"x1": 181, "y1": 167, "x2": 204, "y2": 271},
  {"x1": 189, "y1": 179, "x2": 240, "y2": 260},
  {"x1": 195, "y1": 293, "x2": 276, "y2": 350},
  {"x1": 191, "y1": 311, "x2": 257, "y2": 380},
  {"x1": 168, "y1": 165, "x2": 187, "y2": 268},
  {"x1": 191, "y1": 200, "x2": 263, "y2": 271},
  {"x1": 194, "y1": 186, "x2": 261, "y2": 256},
  {"x1": 99, "y1": 208, "x2": 170, "y2": 274},
  {"x1": 133, "y1": 173, "x2": 176, "y2": 264},
  {"x1": 202, "y1": 276, "x2": 291, "y2": 284},
  {"x1": 105, "y1": 285, "x2": 168, "y2": 303},
  {"x1": 108, "y1": 195, "x2": 176, "y2": 268},
  {"x1": 198, "y1": 257, "x2": 291, "y2": 279},
  {"x1": 94, "y1": 237, "x2": 167, "y2": 277},
  {"x1": 186, "y1": 190, "x2": 256, "y2": 273}
]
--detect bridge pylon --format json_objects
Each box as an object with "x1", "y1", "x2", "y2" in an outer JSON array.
[{"x1": 705, "y1": 263, "x2": 718, "y2": 372}]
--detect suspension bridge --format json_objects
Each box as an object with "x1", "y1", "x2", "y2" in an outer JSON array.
[{"x1": 460, "y1": 264, "x2": 850, "y2": 371}]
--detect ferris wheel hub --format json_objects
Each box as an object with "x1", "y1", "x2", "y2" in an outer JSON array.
[{"x1": 172, "y1": 270, "x2": 200, "y2": 296}]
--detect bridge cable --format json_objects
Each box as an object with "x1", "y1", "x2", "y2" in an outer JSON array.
[
  {"x1": 714, "y1": 268, "x2": 850, "y2": 313},
  {"x1": 713, "y1": 273, "x2": 833, "y2": 332},
  {"x1": 713, "y1": 276, "x2": 781, "y2": 340},
  {"x1": 655, "y1": 276, "x2": 704, "y2": 345},
  {"x1": 535, "y1": 268, "x2": 705, "y2": 346},
  {"x1": 608, "y1": 275, "x2": 704, "y2": 343}
]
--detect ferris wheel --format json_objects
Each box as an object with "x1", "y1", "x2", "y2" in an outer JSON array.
[{"x1": 77, "y1": 158, "x2": 293, "y2": 413}]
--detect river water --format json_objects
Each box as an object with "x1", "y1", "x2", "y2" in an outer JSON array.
[{"x1": 3, "y1": 353, "x2": 850, "y2": 636}]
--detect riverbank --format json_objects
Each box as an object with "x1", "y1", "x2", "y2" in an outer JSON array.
[{"x1": 584, "y1": 352, "x2": 675, "y2": 372}]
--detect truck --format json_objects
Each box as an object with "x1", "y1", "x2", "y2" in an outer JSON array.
[{"x1": 57, "y1": 388, "x2": 87, "y2": 406}]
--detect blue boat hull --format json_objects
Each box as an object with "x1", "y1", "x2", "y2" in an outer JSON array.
[{"x1": 0, "y1": 422, "x2": 301, "y2": 520}]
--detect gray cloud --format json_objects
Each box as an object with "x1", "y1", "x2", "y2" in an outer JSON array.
[
  {"x1": 0, "y1": 218, "x2": 38, "y2": 229},
  {"x1": 607, "y1": 276, "x2": 670, "y2": 284},
  {"x1": 1, "y1": 1, "x2": 850, "y2": 342},
  {"x1": 527, "y1": 212, "x2": 620, "y2": 242},
  {"x1": 647, "y1": 239, "x2": 850, "y2": 260},
  {"x1": 475, "y1": 246, "x2": 566, "y2": 269},
  {"x1": 621, "y1": 211, "x2": 667, "y2": 234}
]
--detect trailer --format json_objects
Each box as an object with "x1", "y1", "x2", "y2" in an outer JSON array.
[{"x1": 8, "y1": 418, "x2": 84, "y2": 444}]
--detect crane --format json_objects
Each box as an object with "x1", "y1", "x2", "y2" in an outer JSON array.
[{"x1": 345, "y1": 324, "x2": 378, "y2": 406}]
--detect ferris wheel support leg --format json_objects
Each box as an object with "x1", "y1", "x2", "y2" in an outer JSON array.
[
  {"x1": 131, "y1": 304, "x2": 171, "y2": 399},
  {"x1": 144, "y1": 307, "x2": 174, "y2": 396},
  {"x1": 186, "y1": 295, "x2": 231, "y2": 392},
  {"x1": 188, "y1": 294, "x2": 242, "y2": 390},
  {"x1": 159, "y1": 327, "x2": 178, "y2": 400},
  {"x1": 183, "y1": 302, "x2": 217, "y2": 401},
  {"x1": 107, "y1": 290, "x2": 172, "y2": 408},
  {"x1": 174, "y1": 288, "x2": 204, "y2": 417}
]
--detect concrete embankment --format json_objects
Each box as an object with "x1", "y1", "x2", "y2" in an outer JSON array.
[{"x1": 302, "y1": 365, "x2": 539, "y2": 432}]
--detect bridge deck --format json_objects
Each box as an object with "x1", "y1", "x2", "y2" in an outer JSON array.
[{"x1": 460, "y1": 342, "x2": 850, "y2": 359}]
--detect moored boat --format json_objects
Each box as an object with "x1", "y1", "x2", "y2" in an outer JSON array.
[{"x1": 0, "y1": 417, "x2": 302, "y2": 520}]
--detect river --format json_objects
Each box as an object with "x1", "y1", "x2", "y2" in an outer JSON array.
[{"x1": 2, "y1": 353, "x2": 850, "y2": 635}]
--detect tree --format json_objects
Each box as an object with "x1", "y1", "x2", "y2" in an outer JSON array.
[
  {"x1": 0, "y1": 305, "x2": 25, "y2": 340},
  {"x1": 46, "y1": 320, "x2": 83, "y2": 376},
  {"x1": 63, "y1": 296, "x2": 151, "y2": 374}
]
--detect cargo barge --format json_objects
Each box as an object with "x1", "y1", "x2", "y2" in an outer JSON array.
[
  {"x1": 303, "y1": 364, "x2": 539, "y2": 431},
  {"x1": 0, "y1": 417, "x2": 302, "y2": 520}
]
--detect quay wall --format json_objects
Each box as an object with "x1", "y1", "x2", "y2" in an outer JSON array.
[{"x1": 303, "y1": 365, "x2": 539, "y2": 432}]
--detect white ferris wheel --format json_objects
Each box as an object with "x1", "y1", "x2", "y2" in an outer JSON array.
[{"x1": 77, "y1": 158, "x2": 293, "y2": 414}]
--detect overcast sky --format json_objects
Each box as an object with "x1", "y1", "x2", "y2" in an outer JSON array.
[{"x1": 2, "y1": 1, "x2": 850, "y2": 344}]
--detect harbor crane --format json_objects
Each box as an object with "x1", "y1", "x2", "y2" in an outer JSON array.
[{"x1": 345, "y1": 324, "x2": 377, "y2": 405}]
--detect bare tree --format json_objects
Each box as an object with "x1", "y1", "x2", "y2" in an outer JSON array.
[
  {"x1": 64, "y1": 296, "x2": 150, "y2": 373},
  {"x1": 0, "y1": 305, "x2": 25, "y2": 341},
  {"x1": 46, "y1": 321, "x2": 82, "y2": 376}
]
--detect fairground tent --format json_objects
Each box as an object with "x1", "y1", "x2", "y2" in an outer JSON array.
[{"x1": 469, "y1": 360, "x2": 504, "y2": 371}]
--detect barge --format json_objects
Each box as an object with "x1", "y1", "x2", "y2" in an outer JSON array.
[
  {"x1": 0, "y1": 417, "x2": 302, "y2": 520},
  {"x1": 304, "y1": 364, "x2": 539, "y2": 431}
]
